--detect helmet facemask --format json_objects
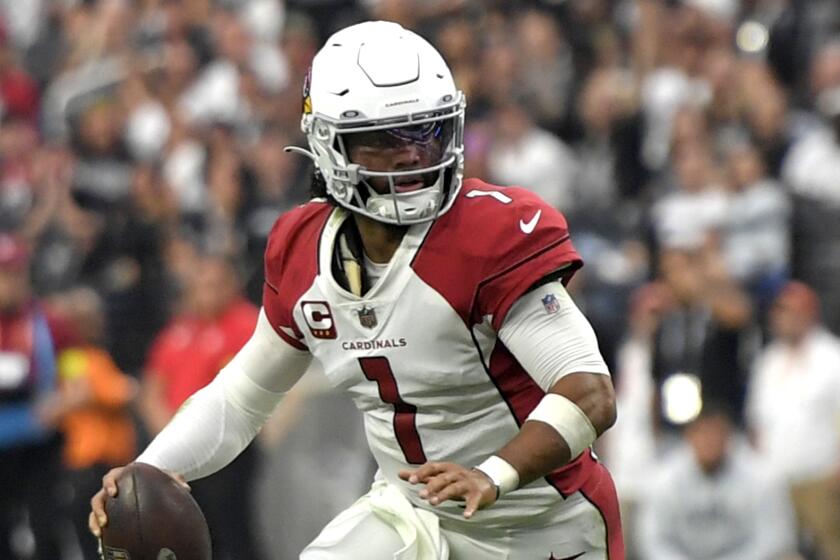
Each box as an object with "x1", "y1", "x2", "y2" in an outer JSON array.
[{"x1": 297, "y1": 95, "x2": 465, "y2": 225}]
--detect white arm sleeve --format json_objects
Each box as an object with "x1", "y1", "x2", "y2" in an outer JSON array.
[
  {"x1": 137, "y1": 308, "x2": 312, "y2": 480},
  {"x1": 498, "y1": 281, "x2": 609, "y2": 391}
]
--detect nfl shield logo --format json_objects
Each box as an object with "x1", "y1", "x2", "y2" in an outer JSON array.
[
  {"x1": 357, "y1": 306, "x2": 378, "y2": 329},
  {"x1": 542, "y1": 294, "x2": 560, "y2": 314}
]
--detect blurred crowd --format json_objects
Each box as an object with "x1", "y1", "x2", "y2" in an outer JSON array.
[{"x1": 1, "y1": 0, "x2": 839, "y2": 559}]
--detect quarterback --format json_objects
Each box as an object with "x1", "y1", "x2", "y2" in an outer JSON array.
[{"x1": 90, "y1": 21, "x2": 624, "y2": 559}]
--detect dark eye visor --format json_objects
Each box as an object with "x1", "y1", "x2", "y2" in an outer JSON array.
[{"x1": 341, "y1": 117, "x2": 454, "y2": 152}]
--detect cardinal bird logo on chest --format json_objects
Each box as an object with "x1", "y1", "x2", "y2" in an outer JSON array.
[{"x1": 356, "y1": 305, "x2": 378, "y2": 329}]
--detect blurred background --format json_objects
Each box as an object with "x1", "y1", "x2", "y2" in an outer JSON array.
[{"x1": 0, "y1": 0, "x2": 839, "y2": 559}]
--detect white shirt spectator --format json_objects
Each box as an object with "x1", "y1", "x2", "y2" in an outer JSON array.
[
  {"x1": 782, "y1": 127, "x2": 840, "y2": 207},
  {"x1": 178, "y1": 53, "x2": 288, "y2": 125},
  {"x1": 723, "y1": 179, "x2": 790, "y2": 281},
  {"x1": 639, "y1": 443, "x2": 797, "y2": 560},
  {"x1": 746, "y1": 327, "x2": 840, "y2": 483},
  {"x1": 651, "y1": 187, "x2": 728, "y2": 249},
  {"x1": 125, "y1": 100, "x2": 172, "y2": 162},
  {"x1": 250, "y1": 41, "x2": 290, "y2": 94},
  {"x1": 239, "y1": 0, "x2": 285, "y2": 44},
  {"x1": 163, "y1": 140, "x2": 207, "y2": 214},
  {"x1": 179, "y1": 60, "x2": 245, "y2": 125},
  {"x1": 0, "y1": 0, "x2": 44, "y2": 49},
  {"x1": 684, "y1": 0, "x2": 739, "y2": 22},
  {"x1": 640, "y1": 68, "x2": 711, "y2": 170},
  {"x1": 488, "y1": 127, "x2": 578, "y2": 211}
]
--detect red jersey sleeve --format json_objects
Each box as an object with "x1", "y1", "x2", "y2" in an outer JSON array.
[
  {"x1": 262, "y1": 201, "x2": 332, "y2": 351},
  {"x1": 473, "y1": 187, "x2": 581, "y2": 329},
  {"x1": 413, "y1": 179, "x2": 582, "y2": 331}
]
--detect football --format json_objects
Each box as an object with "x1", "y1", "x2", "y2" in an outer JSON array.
[{"x1": 100, "y1": 462, "x2": 212, "y2": 560}]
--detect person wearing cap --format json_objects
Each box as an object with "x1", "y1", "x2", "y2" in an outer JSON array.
[
  {"x1": 0, "y1": 234, "x2": 67, "y2": 559},
  {"x1": 746, "y1": 281, "x2": 840, "y2": 559}
]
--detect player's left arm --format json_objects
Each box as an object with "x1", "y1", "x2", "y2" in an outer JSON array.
[
  {"x1": 490, "y1": 279, "x2": 616, "y2": 485},
  {"x1": 400, "y1": 280, "x2": 615, "y2": 517}
]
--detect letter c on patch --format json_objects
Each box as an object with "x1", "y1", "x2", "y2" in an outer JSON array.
[{"x1": 300, "y1": 301, "x2": 337, "y2": 339}]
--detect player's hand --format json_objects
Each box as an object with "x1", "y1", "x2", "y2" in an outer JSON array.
[
  {"x1": 88, "y1": 464, "x2": 190, "y2": 537},
  {"x1": 399, "y1": 462, "x2": 497, "y2": 519}
]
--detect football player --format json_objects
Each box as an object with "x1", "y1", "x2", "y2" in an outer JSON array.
[{"x1": 90, "y1": 21, "x2": 624, "y2": 559}]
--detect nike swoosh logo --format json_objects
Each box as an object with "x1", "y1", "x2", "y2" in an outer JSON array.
[{"x1": 520, "y1": 209, "x2": 542, "y2": 234}]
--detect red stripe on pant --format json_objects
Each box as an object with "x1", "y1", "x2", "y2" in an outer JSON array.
[{"x1": 578, "y1": 460, "x2": 625, "y2": 560}]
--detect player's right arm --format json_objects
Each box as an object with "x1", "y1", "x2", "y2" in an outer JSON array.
[{"x1": 89, "y1": 309, "x2": 311, "y2": 537}]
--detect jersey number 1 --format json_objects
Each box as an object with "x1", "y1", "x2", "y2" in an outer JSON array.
[{"x1": 359, "y1": 357, "x2": 427, "y2": 464}]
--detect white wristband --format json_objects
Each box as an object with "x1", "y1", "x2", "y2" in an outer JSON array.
[
  {"x1": 474, "y1": 455, "x2": 519, "y2": 498},
  {"x1": 526, "y1": 393, "x2": 597, "y2": 460}
]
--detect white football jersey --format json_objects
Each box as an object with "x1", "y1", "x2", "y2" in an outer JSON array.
[{"x1": 263, "y1": 178, "x2": 604, "y2": 528}]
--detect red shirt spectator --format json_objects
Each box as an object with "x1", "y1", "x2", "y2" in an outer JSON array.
[
  {"x1": 0, "y1": 19, "x2": 39, "y2": 123},
  {"x1": 0, "y1": 67, "x2": 39, "y2": 122},
  {"x1": 141, "y1": 255, "x2": 258, "y2": 435},
  {"x1": 146, "y1": 298, "x2": 257, "y2": 411},
  {"x1": 137, "y1": 256, "x2": 263, "y2": 560}
]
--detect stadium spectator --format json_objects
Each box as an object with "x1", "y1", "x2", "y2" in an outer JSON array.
[
  {"x1": 487, "y1": 99, "x2": 578, "y2": 211},
  {"x1": 602, "y1": 282, "x2": 670, "y2": 560},
  {"x1": 740, "y1": 69, "x2": 793, "y2": 178},
  {"x1": 721, "y1": 141, "x2": 790, "y2": 311},
  {"x1": 0, "y1": 234, "x2": 65, "y2": 559},
  {"x1": 636, "y1": 4, "x2": 714, "y2": 172},
  {"x1": 178, "y1": 11, "x2": 260, "y2": 128},
  {"x1": 563, "y1": 66, "x2": 649, "y2": 362},
  {"x1": 638, "y1": 404, "x2": 798, "y2": 560},
  {"x1": 573, "y1": 66, "x2": 647, "y2": 219},
  {"x1": 434, "y1": 17, "x2": 481, "y2": 105},
  {"x1": 46, "y1": 286, "x2": 137, "y2": 560},
  {"x1": 74, "y1": 162, "x2": 174, "y2": 375},
  {"x1": 746, "y1": 281, "x2": 840, "y2": 559},
  {"x1": 650, "y1": 248, "x2": 753, "y2": 425},
  {"x1": 782, "y1": 72, "x2": 840, "y2": 207},
  {"x1": 0, "y1": 117, "x2": 40, "y2": 233},
  {"x1": 70, "y1": 99, "x2": 134, "y2": 214},
  {"x1": 513, "y1": 9, "x2": 575, "y2": 132},
  {"x1": 240, "y1": 124, "x2": 310, "y2": 301},
  {"x1": 0, "y1": 22, "x2": 40, "y2": 124},
  {"x1": 650, "y1": 140, "x2": 727, "y2": 251},
  {"x1": 782, "y1": 42, "x2": 840, "y2": 333},
  {"x1": 140, "y1": 254, "x2": 262, "y2": 560}
]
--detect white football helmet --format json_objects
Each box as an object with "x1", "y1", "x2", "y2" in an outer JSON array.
[{"x1": 288, "y1": 21, "x2": 466, "y2": 225}]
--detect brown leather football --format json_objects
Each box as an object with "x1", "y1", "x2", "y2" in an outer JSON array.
[{"x1": 100, "y1": 463, "x2": 212, "y2": 560}]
